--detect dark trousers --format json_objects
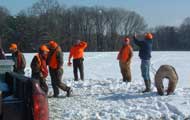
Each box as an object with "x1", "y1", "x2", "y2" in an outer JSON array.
[
  {"x1": 39, "y1": 79, "x2": 48, "y2": 94},
  {"x1": 32, "y1": 73, "x2": 48, "y2": 94},
  {"x1": 49, "y1": 68, "x2": 69, "y2": 96},
  {"x1": 73, "y1": 58, "x2": 84, "y2": 80}
]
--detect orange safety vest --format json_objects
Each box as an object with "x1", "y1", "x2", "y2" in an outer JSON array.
[
  {"x1": 49, "y1": 47, "x2": 59, "y2": 69},
  {"x1": 117, "y1": 45, "x2": 133, "y2": 63},
  {"x1": 35, "y1": 54, "x2": 48, "y2": 78}
]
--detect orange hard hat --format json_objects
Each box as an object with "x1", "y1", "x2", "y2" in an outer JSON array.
[
  {"x1": 49, "y1": 40, "x2": 58, "y2": 48},
  {"x1": 40, "y1": 45, "x2": 49, "y2": 52},
  {"x1": 9, "y1": 43, "x2": 17, "y2": 50},
  {"x1": 145, "y1": 33, "x2": 153, "y2": 40}
]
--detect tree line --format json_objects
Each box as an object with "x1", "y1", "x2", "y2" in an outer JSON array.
[
  {"x1": 0, "y1": 0, "x2": 146, "y2": 52},
  {"x1": 0, "y1": 0, "x2": 190, "y2": 52},
  {"x1": 153, "y1": 17, "x2": 190, "y2": 51}
]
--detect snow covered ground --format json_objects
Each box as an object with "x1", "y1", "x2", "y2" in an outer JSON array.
[{"x1": 24, "y1": 52, "x2": 190, "y2": 120}]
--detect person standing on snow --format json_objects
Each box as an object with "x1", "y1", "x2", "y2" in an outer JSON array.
[
  {"x1": 133, "y1": 33, "x2": 153, "y2": 93},
  {"x1": 31, "y1": 45, "x2": 49, "y2": 94},
  {"x1": 47, "y1": 40, "x2": 71, "y2": 97},
  {"x1": 9, "y1": 43, "x2": 26, "y2": 75},
  {"x1": 68, "y1": 40, "x2": 87, "y2": 81},
  {"x1": 117, "y1": 37, "x2": 133, "y2": 83}
]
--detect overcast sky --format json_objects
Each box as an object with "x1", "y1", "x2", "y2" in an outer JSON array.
[{"x1": 0, "y1": 0, "x2": 190, "y2": 27}]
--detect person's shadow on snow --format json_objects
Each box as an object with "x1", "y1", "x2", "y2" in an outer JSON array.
[{"x1": 98, "y1": 92, "x2": 158, "y2": 101}]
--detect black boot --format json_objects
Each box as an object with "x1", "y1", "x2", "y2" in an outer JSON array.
[
  {"x1": 143, "y1": 80, "x2": 151, "y2": 93},
  {"x1": 66, "y1": 87, "x2": 72, "y2": 97},
  {"x1": 148, "y1": 79, "x2": 151, "y2": 90},
  {"x1": 123, "y1": 79, "x2": 127, "y2": 82}
]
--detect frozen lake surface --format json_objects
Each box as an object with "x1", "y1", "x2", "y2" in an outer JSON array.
[{"x1": 23, "y1": 52, "x2": 190, "y2": 120}]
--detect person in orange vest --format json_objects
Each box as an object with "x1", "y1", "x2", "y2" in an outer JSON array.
[
  {"x1": 68, "y1": 40, "x2": 87, "y2": 81},
  {"x1": 30, "y1": 45, "x2": 49, "y2": 94},
  {"x1": 47, "y1": 40, "x2": 71, "y2": 97},
  {"x1": 9, "y1": 43, "x2": 26, "y2": 74},
  {"x1": 117, "y1": 37, "x2": 133, "y2": 82}
]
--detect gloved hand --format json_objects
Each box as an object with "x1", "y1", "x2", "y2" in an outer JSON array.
[{"x1": 67, "y1": 61, "x2": 72, "y2": 66}]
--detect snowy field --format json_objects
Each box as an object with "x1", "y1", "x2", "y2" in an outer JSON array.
[{"x1": 24, "y1": 52, "x2": 190, "y2": 120}]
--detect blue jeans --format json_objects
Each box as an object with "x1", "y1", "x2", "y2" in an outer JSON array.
[{"x1": 141, "y1": 59, "x2": 150, "y2": 80}]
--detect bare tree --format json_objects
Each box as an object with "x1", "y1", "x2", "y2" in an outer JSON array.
[
  {"x1": 122, "y1": 11, "x2": 147, "y2": 35},
  {"x1": 0, "y1": 6, "x2": 10, "y2": 50}
]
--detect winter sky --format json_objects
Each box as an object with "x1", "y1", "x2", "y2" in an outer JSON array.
[{"x1": 0, "y1": 0, "x2": 190, "y2": 27}]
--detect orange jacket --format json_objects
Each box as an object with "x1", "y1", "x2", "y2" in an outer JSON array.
[
  {"x1": 117, "y1": 45, "x2": 133, "y2": 63},
  {"x1": 69, "y1": 41, "x2": 87, "y2": 60},
  {"x1": 48, "y1": 46, "x2": 63, "y2": 69}
]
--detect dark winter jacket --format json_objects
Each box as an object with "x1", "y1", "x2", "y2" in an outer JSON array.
[
  {"x1": 134, "y1": 37, "x2": 153, "y2": 60},
  {"x1": 12, "y1": 51, "x2": 26, "y2": 74}
]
